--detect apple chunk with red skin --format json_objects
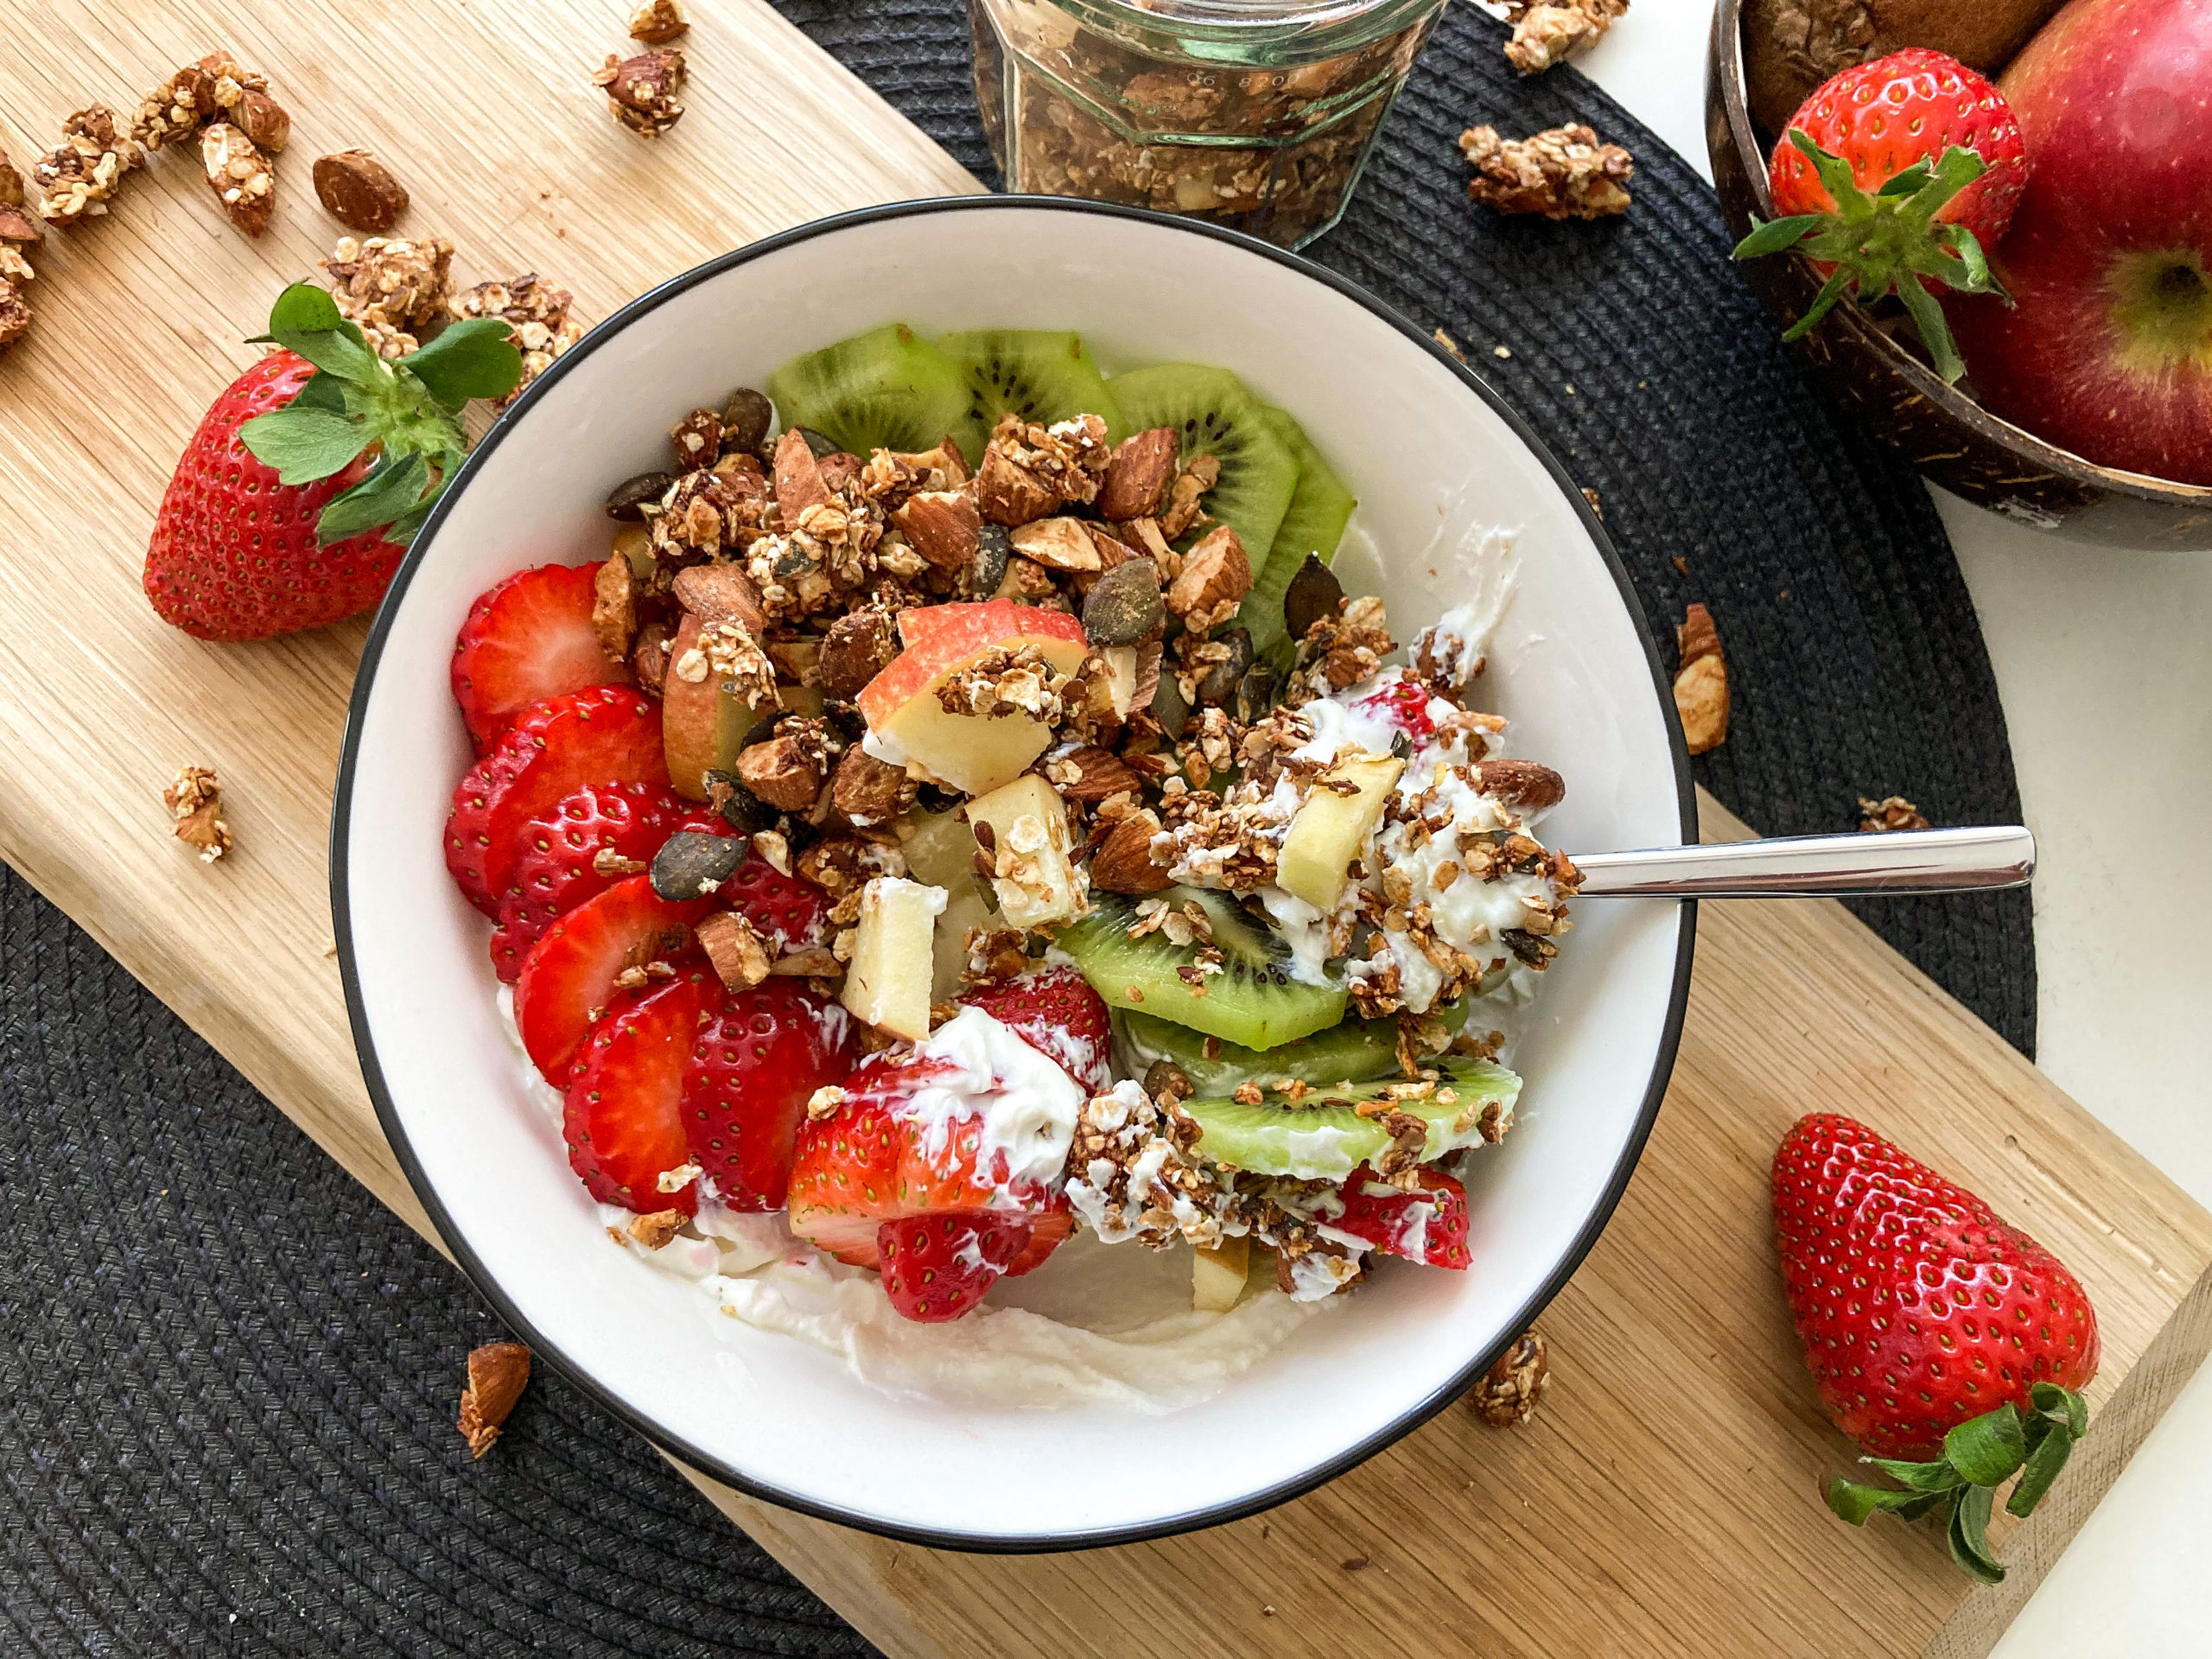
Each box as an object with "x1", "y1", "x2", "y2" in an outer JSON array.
[
  {"x1": 1945, "y1": 0, "x2": 2212, "y2": 485},
  {"x1": 856, "y1": 601, "x2": 1089, "y2": 798}
]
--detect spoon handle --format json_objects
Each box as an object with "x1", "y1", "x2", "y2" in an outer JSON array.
[{"x1": 1568, "y1": 826, "x2": 2035, "y2": 899}]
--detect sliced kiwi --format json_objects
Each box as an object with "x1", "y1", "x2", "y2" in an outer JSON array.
[
  {"x1": 764, "y1": 323, "x2": 971, "y2": 457},
  {"x1": 1179, "y1": 1057, "x2": 1521, "y2": 1179},
  {"x1": 1239, "y1": 407, "x2": 1357, "y2": 658},
  {"x1": 938, "y1": 329, "x2": 1123, "y2": 462},
  {"x1": 1058, "y1": 887, "x2": 1344, "y2": 1049},
  {"x1": 1116, "y1": 999, "x2": 1471, "y2": 1097},
  {"x1": 1105, "y1": 365, "x2": 1300, "y2": 565}
]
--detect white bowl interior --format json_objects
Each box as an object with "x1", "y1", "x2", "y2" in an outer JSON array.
[{"x1": 341, "y1": 203, "x2": 1688, "y2": 1544}]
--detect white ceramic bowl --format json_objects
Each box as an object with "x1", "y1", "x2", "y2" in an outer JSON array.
[{"x1": 334, "y1": 198, "x2": 1694, "y2": 1550}]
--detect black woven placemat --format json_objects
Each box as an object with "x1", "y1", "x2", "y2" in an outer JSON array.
[{"x1": 3, "y1": 4, "x2": 2033, "y2": 1655}]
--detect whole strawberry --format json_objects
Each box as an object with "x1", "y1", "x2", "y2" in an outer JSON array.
[
  {"x1": 1735, "y1": 49, "x2": 2029, "y2": 383},
  {"x1": 144, "y1": 283, "x2": 522, "y2": 641},
  {"x1": 1773, "y1": 1113, "x2": 2097, "y2": 1582}
]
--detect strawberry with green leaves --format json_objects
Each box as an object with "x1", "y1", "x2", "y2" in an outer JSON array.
[
  {"x1": 1733, "y1": 48, "x2": 2029, "y2": 384},
  {"x1": 1772, "y1": 1113, "x2": 2098, "y2": 1582},
  {"x1": 144, "y1": 283, "x2": 523, "y2": 640}
]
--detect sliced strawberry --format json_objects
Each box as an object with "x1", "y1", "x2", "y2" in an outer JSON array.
[
  {"x1": 679, "y1": 982, "x2": 857, "y2": 1211},
  {"x1": 959, "y1": 965, "x2": 1112, "y2": 1093},
  {"x1": 453, "y1": 563, "x2": 630, "y2": 753},
  {"x1": 446, "y1": 686, "x2": 667, "y2": 917},
  {"x1": 564, "y1": 970, "x2": 723, "y2": 1214},
  {"x1": 716, "y1": 853, "x2": 832, "y2": 951},
  {"x1": 786, "y1": 1047, "x2": 1071, "y2": 1277},
  {"x1": 878, "y1": 1210, "x2": 1032, "y2": 1323},
  {"x1": 785, "y1": 1091, "x2": 909, "y2": 1267},
  {"x1": 490, "y1": 782, "x2": 690, "y2": 981},
  {"x1": 515, "y1": 875, "x2": 714, "y2": 1082},
  {"x1": 1327, "y1": 1165, "x2": 1471, "y2": 1270}
]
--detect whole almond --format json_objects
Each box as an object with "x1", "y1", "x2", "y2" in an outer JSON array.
[
  {"x1": 1090, "y1": 814, "x2": 1174, "y2": 894},
  {"x1": 313, "y1": 148, "x2": 408, "y2": 233},
  {"x1": 1474, "y1": 759, "x2": 1566, "y2": 810},
  {"x1": 819, "y1": 607, "x2": 898, "y2": 700},
  {"x1": 891, "y1": 488, "x2": 982, "y2": 569},
  {"x1": 1097, "y1": 427, "x2": 1179, "y2": 520}
]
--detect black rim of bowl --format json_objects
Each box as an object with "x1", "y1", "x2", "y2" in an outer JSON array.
[{"x1": 331, "y1": 194, "x2": 1699, "y2": 1554}]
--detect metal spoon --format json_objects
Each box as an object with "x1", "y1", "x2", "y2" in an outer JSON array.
[{"x1": 1567, "y1": 825, "x2": 2034, "y2": 899}]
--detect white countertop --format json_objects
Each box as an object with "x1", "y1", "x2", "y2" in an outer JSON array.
[{"x1": 1560, "y1": 4, "x2": 2212, "y2": 1649}]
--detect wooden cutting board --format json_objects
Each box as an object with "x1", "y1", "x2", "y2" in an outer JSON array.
[{"x1": 2, "y1": 5, "x2": 2205, "y2": 1656}]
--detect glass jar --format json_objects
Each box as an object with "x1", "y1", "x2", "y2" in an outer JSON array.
[{"x1": 969, "y1": 0, "x2": 1447, "y2": 249}]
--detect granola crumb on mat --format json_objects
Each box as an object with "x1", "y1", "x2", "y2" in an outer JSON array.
[
  {"x1": 321, "y1": 235, "x2": 454, "y2": 359},
  {"x1": 594, "y1": 49, "x2": 687, "y2": 138},
  {"x1": 457, "y1": 1341, "x2": 531, "y2": 1457},
  {"x1": 450, "y1": 274, "x2": 584, "y2": 404},
  {"x1": 629, "y1": 0, "x2": 690, "y2": 44},
  {"x1": 35, "y1": 105, "x2": 145, "y2": 223},
  {"x1": 1859, "y1": 795, "x2": 1930, "y2": 833},
  {"x1": 1673, "y1": 602, "x2": 1727, "y2": 754},
  {"x1": 1502, "y1": 0, "x2": 1628, "y2": 75},
  {"x1": 1459, "y1": 124, "x2": 1632, "y2": 220},
  {"x1": 1431, "y1": 327, "x2": 1466, "y2": 362},
  {"x1": 1580, "y1": 486, "x2": 1603, "y2": 519},
  {"x1": 162, "y1": 766, "x2": 232, "y2": 863},
  {"x1": 313, "y1": 149, "x2": 410, "y2": 233},
  {"x1": 1471, "y1": 1329, "x2": 1550, "y2": 1427}
]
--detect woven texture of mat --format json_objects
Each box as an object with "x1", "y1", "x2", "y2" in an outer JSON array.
[{"x1": 2, "y1": 3, "x2": 2033, "y2": 1656}]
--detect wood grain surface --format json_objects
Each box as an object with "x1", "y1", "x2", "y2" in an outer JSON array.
[{"x1": 1, "y1": 6, "x2": 2203, "y2": 1656}]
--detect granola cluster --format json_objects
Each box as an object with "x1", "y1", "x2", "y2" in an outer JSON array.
[
  {"x1": 1459, "y1": 124, "x2": 1634, "y2": 221},
  {"x1": 321, "y1": 235, "x2": 455, "y2": 358},
  {"x1": 1060, "y1": 1078, "x2": 1366, "y2": 1301},
  {"x1": 33, "y1": 105, "x2": 144, "y2": 224},
  {"x1": 2, "y1": 49, "x2": 293, "y2": 354},
  {"x1": 0, "y1": 149, "x2": 33, "y2": 353},
  {"x1": 1502, "y1": 0, "x2": 1630, "y2": 75},
  {"x1": 313, "y1": 233, "x2": 586, "y2": 397},
  {"x1": 449, "y1": 273, "x2": 586, "y2": 404},
  {"x1": 162, "y1": 765, "x2": 232, "y2": 863}
]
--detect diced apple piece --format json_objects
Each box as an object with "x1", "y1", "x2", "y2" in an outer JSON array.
[
  {"x1": 662, "y1": 613, "x2": 773, "y2": 801},
  {"x1": 899, "y1": 808, "x2": 1004, "y2": 999},
  {"x1": 964, "y1": 772, "x2": 1084, "y2": 929},
  {"x1": 1192, "y1": 1234, "x2": 1249, "y2": 1313},
  {"x1": 1275, "y1": 753, "x2": 1404, "y2": 910},
  {"x1": 859, "y1": 601, "x2": 1090, "y2": 798},
  {"x1": 839, "y1": 876, "x2": 948, "y2": 1041}
]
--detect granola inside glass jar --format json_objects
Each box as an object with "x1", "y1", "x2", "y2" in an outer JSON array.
[{"x1": 969, "y1": 0, "x2": 1447, "y2": 249}]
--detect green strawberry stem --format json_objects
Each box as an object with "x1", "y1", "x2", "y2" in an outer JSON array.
[
  {"x1": 1733, "y1": 133, "x2": 2006, "y2": 386},
  {"x1": 238, "y1": 283, "x2": 524, "y2": 547},
  {"x1": 1825, "y1": 1383, "x2": 2089, "y2": 1584}
]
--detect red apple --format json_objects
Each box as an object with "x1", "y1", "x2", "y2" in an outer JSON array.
[
  {"x1": 858, "y1": 601, "x2": 1088, "y2": 797},
  {"x1": 1946, "y1": 0, "x2": 2212, "y2": 483}
]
